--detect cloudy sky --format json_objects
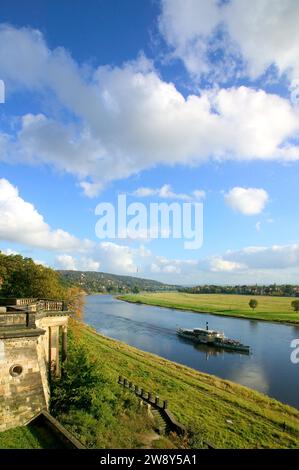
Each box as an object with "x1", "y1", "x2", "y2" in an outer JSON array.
[{"x1": 0, "y1": 0, "x2": 299, "y2": 284}]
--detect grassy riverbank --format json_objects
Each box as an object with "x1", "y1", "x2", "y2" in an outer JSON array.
[
  {"x1": 118, "y1": 292, "x2": 299, "y2": 324},
  {"x1": 63, "y1": 321, "x2": 299, "y2": 449},
  {"x1": 1, "y1": 320, "x2": 299, "y2": 448}
]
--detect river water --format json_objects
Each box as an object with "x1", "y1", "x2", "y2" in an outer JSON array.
[{"x1": 84, "y1": 295, "x2": 299, "y2": 409}]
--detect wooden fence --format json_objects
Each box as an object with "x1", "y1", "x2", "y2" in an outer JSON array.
[
  {"x1": 118, "y1": 376, "x2": 216, "y2": 448},
  {"x1": 118, "y1": 375, "x2": 186, "y2": 436}
]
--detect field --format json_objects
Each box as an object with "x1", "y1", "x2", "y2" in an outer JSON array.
[
  {"x1": 118, "y1": 292, "x2": 299, "y2": 324},
  {"x1": 66, "y1": 322, "x2": 299, "y2": 449}
]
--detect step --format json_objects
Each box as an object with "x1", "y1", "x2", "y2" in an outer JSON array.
[{"x1": 151, "y1": 408, "x2": 170, "y2": 435}]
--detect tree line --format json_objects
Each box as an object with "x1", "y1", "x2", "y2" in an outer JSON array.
[{"x1": 179, "y1": 284, "x2": 299, "y2": 297}]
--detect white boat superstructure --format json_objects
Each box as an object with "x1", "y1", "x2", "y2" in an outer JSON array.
[{"x1": 177, "y1": 323, "x2": 250, "y2": 353}]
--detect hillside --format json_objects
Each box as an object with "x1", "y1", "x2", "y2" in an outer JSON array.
[{"x1": 57, "y1": 270, "x2": 175, "y2": 294}]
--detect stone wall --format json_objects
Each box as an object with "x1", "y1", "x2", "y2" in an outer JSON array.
[
  {"x1": 0, "y1": 303, "x2": 68, "y2": 432},
  {"x1": 0, "y1": 335, "x2": 47, "y2": 431}
]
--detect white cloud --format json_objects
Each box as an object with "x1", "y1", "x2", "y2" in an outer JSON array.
[
  {"x1": 150, "y1": 255, "x2": 197, "y2": 275},
  {"x1": 225, "y1": 0, "x2": 299, "y2": 80},
  {"x1": 209, "y1": 257, "x2": 245, "y2": 272},
  {"x1": 0, "y1": 25, "x2": 298, "y2": 196},
  {"x1": 159, "y1": 0, "x2": 299, "y2": 81},
  {"x1": 159, "y1": 0, "x2": 221, "y2": 76},
  {"x1": 148, "y1": 243, "x2": 299, "y2": 282},
  {"x1": 98, "y1": 242, "x2": 137, "y2": 274},
  {"x1": 131, "y1": 184, "x2": 205, "y2": 201},
  {"x1": 223, "y1": 244, "x2": 299, "y2": 270},
  {"x1": 55, "y1": 243, "x2": 151, "y2": 275},
  {"x1": 0, "y1": 178, "x2": 92, "y2": 251},
  {"x1": 224, "y1": 187, "x2": 269, "y2": 215},
  {"x1": 52, "y1": 242, "x2": 299, "y2": 283},
  {"x1": 55, "y1": 254, "x2": 100, "y2": 271},
  {"x1": 56, "y1": 254, "x2": 77, "y2": 270},
  {"x1": 80, "y1": 257, "x2": 101, "y2": 271}
]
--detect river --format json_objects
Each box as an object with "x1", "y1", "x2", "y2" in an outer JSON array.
[{"x1": 84, "y1": 295, "x2": 299, "y2": 409}]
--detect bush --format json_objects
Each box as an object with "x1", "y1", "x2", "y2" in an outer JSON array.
[
  {"x1": 50, "y1": 332, "x2": 99, "y2": 415},
  {"x1": 291, "y1": 300, "x2": 299, "y2": 312},
  {"x1": 249, "y1": 299, "x2": 258, "y2": 311}
]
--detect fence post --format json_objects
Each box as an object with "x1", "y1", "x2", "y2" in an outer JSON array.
[
  {"x1": 124, "y1": 378, "x2": 127, "y2": 387},
  {"x1": 118, "y1": 375, "x2": 123, "y2": 384},
  {"x1": 148, "y1": 392, "x2": 152, "y2": 403},
  {"x1": 155, "y1": 396, "x2": 159, "y2": 407},
  {"x1": 163, "y1": 400, "x2": 168, "y2": 410}
]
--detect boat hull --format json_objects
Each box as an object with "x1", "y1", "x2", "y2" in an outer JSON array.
[{"x1": 177, "y1": 330, "x2": 250, "y2": 353}]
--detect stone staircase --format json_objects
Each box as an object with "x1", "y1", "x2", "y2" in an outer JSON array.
[{"x1": 151, "y1": 407, "x2": 170, "y2": 435}]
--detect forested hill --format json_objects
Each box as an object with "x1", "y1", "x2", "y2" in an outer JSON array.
[{"x1": 57, "y1": 270, "x2": 175, "y2": 294}]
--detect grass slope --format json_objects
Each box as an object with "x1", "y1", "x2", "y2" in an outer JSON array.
[
  {"x1": 75, "y1": 322, "x2": 299, "y2": 449},
  {"x1": 0, "y1": 423, "x2": 64, "y2": 449},
  {"x1": 118, "y1": 292, "x2": 299, "y2": 324}
]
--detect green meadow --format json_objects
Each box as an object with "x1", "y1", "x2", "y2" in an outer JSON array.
[{"x1": 118, "y1": 292, "x2": 299, "y2": 324}]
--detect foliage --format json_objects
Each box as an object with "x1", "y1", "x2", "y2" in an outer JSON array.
[
  {"x1": 66, "y1": 286, "x2": 86, "y2": 320},
  {"x1": 50, "y1": 330, "x2": 99, "y2": 414},
  {"x1": 57, "y1": 269, "x2": 172, "y2": 294},
  {"x1": 132, "y1": 285, "x2": 140, "y2": 294},
  {"x1": 179, "y1": 284, "x2": 299, "y2": 297},
  {"x1": 291, "y1": 300, "x2": 299, "y2": 312},
  {"x1": 249, "y1": 299, "x2": 258, "y2": 311},
  {"x1": 0, "y1": 252, "x2": 66, "y2": 298}
]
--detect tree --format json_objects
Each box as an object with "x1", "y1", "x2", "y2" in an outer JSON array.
[
  {"x1": 0, "y1": 252, "x2": 66, "y2": 299},
  {"x1": 132, "y1": 285, "x2": 140, "y2": 294},
  {"x1": 291, "y1": 300, "x2": 299, "y2": 312},
  {"x1": 249, "y1": 299, "x2": 258, "y2": 311},
  {"x1": 66, "y1": 286, "x2": 86, "y2": 320},
  {"x1": 50, "y1": 332, "x2": 99, "y2": 415}
]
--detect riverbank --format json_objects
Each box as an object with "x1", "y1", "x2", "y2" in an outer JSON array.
[
  {"x1": 118, "y1": 292, "x2": 299, "y2": 325},
  {"x1": 2, "y1": 320, "x2": 299, "y2": 449},
  {"x1": 67, "y1": 321, "x2": 299, "y2": 448}
]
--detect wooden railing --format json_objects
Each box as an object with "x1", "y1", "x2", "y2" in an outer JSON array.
[
  {"x1": 118, "y1": 376, "x2": 216, "y2": 448},
  {"x1": 118, "y1": 376, "x2": 186, "y2": 436}
]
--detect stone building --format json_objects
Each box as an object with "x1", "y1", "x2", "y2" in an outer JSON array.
[{"x1": 0, "y1": 298, "x2": 69, "y2": 432}]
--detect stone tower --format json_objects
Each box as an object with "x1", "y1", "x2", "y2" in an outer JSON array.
[{"x1": 0, "y1": 298, "x2": 69, "y2": 432}]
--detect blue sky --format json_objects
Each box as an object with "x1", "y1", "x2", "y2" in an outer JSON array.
[{"x1": 1, "y1": 0, "x2": 299, "y2": 284}]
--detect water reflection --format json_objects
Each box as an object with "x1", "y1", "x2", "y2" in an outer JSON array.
[{"x1": 230, "y1": 364, "x2": 269, "y2": 394}]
